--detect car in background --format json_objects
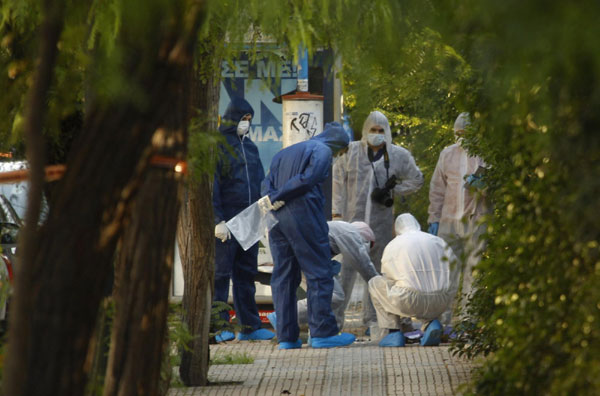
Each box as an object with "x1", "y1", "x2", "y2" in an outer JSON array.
[{"x1": 0, "y1": 194, "x2": 20, "y2": 322}]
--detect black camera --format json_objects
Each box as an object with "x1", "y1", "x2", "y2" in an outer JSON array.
[{"x1": 371, "y1": 174, "x2": 397, "y2": 207}]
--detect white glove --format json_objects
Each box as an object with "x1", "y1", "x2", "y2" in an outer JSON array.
[
  {"x1": 215, "y1": 221, "x2": 230, "y2": 242},
  {"x1": 258, "y1": 195, "x2": 285, "y2": 214},
  {"x1": 272, "y1": 200, "x2": 285, "y2": 210},
  {"x1": 258, "y1": 195, "x2": 273, "y2": 214}
]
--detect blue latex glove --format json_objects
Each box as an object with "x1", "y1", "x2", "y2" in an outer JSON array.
[
  {"x1": 428, "y1": 222, "x2": 439, "y2": 236},
  {"x1": 466, "y1": 174, "x2": 485, "y2": 189},
  {"x1": 331, "y1": 259, "x2": 342, "y2": 275}
]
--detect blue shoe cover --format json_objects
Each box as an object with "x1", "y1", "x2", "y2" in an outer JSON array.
[
  {"x1": 238, "y1": 328, "x2": 275, "y2": 341},
  {"x1": 267, "y1": 312, "x2": 277, "y2": 332},
  {"x1": 420, "y1": 320, "x2": 442, "y2": 346},
  {"x1": 379, "y1": 331, "x2": 405, "y2": 347},
  {"x1": 311, "y1": 332, "x2": 356, "y2": 349},
  {"x1": 215, "y1": 330, "x2": 235, "y2": 343},
  {"x1": 278, "y1": 339, "x2": 302, "y2": 350}
]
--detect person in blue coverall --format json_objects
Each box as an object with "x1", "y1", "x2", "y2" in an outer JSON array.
[
  {"x1": 212, "y1": 97, "x2": 275, "y2": 342},
  {"x1": 259, "y1": 122, "x2": 356, "y2": 349}
]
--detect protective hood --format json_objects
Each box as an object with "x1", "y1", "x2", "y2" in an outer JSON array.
[
  {"x1": 453, "y1": 112, "x2": 470, "y2": 138},
  {"x1": 221, "y1": 97, "x2": 255, "y2": 130},
  {"x1": 361, "y1": 111, "x2": 392, "y2": 146},
  {"x1": 394, "y1": 213, "x2": 421, "y2": 235},
  {"x1": 312, "y1": 122, "x2": 349, "y2": 156},
  {"x1": 350, "y1": 221, "x2": 376, "y2": 243}
]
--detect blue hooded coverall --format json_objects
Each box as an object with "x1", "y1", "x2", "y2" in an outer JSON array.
[
  {"x1": 262, "y1": 122, "x2": 350, "y2": 342},
  {"x1": 213, "y1": 97, "x2": 264, "y2": 333}
]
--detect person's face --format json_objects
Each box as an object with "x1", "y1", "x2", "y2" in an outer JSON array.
[
  {"x1": 369, "y1": 125, "x2": 385, "y2": 135},
  {"x1": 241, "y1": 113, "x2": 252, "y2": 122},
  {"x1": 367, "y1": 124, "x2": 386, "y2": 148}
]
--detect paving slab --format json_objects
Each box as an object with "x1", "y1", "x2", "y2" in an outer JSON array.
[{"x1": 168, "y1": 338, "x2": 476, "y2": 396}]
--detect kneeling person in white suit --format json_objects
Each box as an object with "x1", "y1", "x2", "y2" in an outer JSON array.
[{"x1": 368, "y1": 213, "x2": 457, "y2": 347}]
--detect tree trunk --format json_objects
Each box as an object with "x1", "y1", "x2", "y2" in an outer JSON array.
[
  {"x1": 85, "y1": 297, "x2": 114, "y2": 396},
  {"x1": 3, "y1": 0, "x2": 65, "y2": 394},
  {"x1": 177, "y1": 176, "x2": 215, "y2": 387},
  {"x1": 102, "y1": 76, "x2": 190, "y2": 396},
  {"x1": 177, "y1": 39, "x2": 222, "y2": 387},
  {"x1": 4, "y1": 2, "x2": 206, "y2": 395}
]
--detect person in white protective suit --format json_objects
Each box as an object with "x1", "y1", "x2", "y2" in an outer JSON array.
[
  {"x1": 427, "y1": 112, "x2": 489, "y2": 325},
  {"x1": 268, "y1": 221, "x2": 378, "y2": 331},
  {"x1": 332, "y1": 111, "x2": 424, "y2": 332},
  {"x1": 368, "y1": 213, "x2": 457, "y2": 347}
]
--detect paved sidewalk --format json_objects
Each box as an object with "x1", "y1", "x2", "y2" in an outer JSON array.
[{"x1": 168, "y1": 339, "x2": 475, "y2": 396}]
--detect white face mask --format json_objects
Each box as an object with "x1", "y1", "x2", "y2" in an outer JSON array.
[
  {"x1": 237, "y1": 120, "x2": 250, "y2": 136},
  {"x1": 367, "y1": 133, "x2": 385, "y2": 147}
]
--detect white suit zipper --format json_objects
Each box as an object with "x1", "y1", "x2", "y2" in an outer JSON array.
[{"x1": 240, "y1": 135, "x2": 252, "y2": 205}]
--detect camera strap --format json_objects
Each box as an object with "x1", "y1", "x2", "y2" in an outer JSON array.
[{"x1": 368, "y1": 144, "x2": 389, "y2": 188}]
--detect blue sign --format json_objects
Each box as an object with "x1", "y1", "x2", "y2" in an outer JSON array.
[{"x1": 219, "y1": 57, "x2": 298, "y2": 173}]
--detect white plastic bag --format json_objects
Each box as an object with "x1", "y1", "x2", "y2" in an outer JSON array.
[{"x1": 226, "y1": 201, "x2": 279, "y2": 251}]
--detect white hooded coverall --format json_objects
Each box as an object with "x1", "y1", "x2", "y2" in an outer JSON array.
[
  {"x1": 428, "y1": 112, "x2": 489, "y2": 322},
  {"x1": 368, "y1": 214, "x2": 455, "y2": 331},
  {"x1": 332, "y1": 111, "x2": 424, "y2": 325}
]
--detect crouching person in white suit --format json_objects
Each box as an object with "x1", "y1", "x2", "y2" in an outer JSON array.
[{"x1": 368, "y1": 213, "x2": 457, "y2": 347}]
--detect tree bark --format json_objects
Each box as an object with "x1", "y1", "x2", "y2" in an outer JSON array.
[
  {"x1": 102, "y1": 30, "x2": 195, "y2": 396},
  {"x1": 4, "y1": 2, "x2": 206, "y2": 395},
  {"x1": 4, "y1": 0, "x2": 65, "y2": 394},
  {"x1": 177, "y1": 39, "x2": 222, "y2": 387}
]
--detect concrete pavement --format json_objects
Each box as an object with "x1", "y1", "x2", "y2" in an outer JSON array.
[{"x1": 167, "y1": 338, "x2": 475, "y2": 396}]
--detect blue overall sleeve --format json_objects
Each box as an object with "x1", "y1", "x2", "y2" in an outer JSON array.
[{"x1": 269, "y1": 145, "x2": 331, "y2": 203}]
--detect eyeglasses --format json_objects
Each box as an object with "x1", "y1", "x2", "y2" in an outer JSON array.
[{"x1": 370, "y1": 128, "x2": 384, "y2": 133}]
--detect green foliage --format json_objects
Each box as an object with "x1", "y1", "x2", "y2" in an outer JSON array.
[
  {"x1": 210, "y1": 300, "x2": 243, "y2": 336},
  {"x1": 449, "y1": 278, "x2": 497, "y2": 360},
  {"x1": 419, "y1": 1, "x2": 600, "y2": 395},
  {"x1": 187, "y1": 112, "x2": 225, "y2": 180},
  {"x1": 0, "y1": 0, "x2": 40, "y2": 152},
  {"x1": 210, "y1": 351, "x2": 254, "y2": 365},
  {"x1": 164, "y1": 303, "x2": 195, "y2": 388}
]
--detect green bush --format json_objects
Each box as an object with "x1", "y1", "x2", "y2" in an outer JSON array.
[
  {"x1": 436, "y1": 1, "x2": 600, "y2": 394},
  {"x1": 344, "y1": 1, "x2": 600, "y2": 394}
]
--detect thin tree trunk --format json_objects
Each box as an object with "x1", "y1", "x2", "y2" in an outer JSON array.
[
  {"x1": 177, "y1": 176, "x2": 215, "y2": 387},
  {"x1": 4, "y1": 0, "x2": 65, "y2": 394},
  {"x1": 4, "y1": 2, "x2": 206, "y2": 395},
  {"x1": 85, "y1": 297, "x2": 113, "y2": 396},
  {"x1": 102, "y1": 59, "x2": 194, "y2": 396},
  {"x1": 177, "y1": 38, "x2": 222, "y2": 386}
]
